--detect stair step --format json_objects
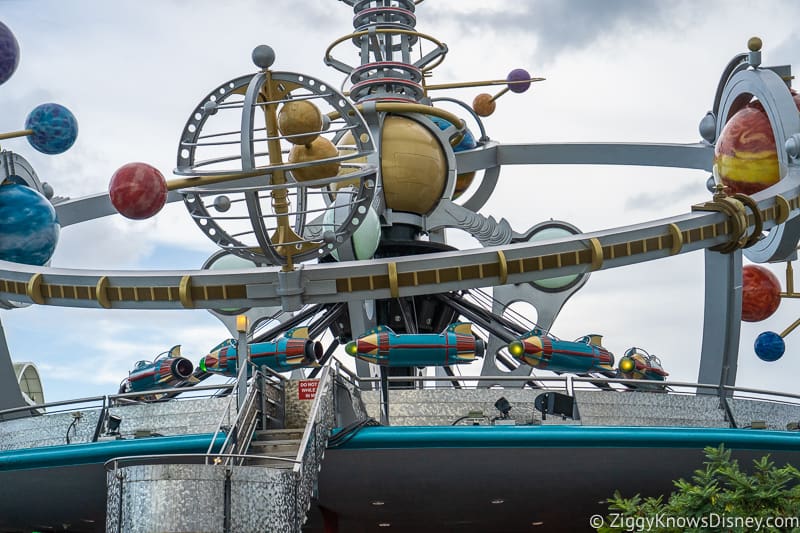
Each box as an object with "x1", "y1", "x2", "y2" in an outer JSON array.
[
  {"x1": 253, "y1": 429, "x2": 304, "y2": 441},
  {"x1": 244, "y1": 457, "x2": 297, "y2": 468},
  {"x1": 249, "y1": 442, "x2": 301, "y2": 455},
  {"x1": 250, "y1": 438, "x2": 301, "y2": 447}
]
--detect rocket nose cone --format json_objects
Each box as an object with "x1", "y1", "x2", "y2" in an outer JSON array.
[
  {"x1": 525, "y1": 338, "x2": 543, "y2": 354},
  {"x1": 203, "y1": 354, "x2": 219, "y2": 370}
]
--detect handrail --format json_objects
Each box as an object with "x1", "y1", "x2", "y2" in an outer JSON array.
[
  {"x1": 293, "y1": 365, "x2": 331, "y2": 472},
  {"x1": 205, "y1": 380, "x2": 244, "y2": 457},
  {"x1": 207, "y1": 364, "x2": 262, "y2": 461},
  {"x1": 291, "y1": 365, "x2": 336, "y2": 529},
  {"x1": 111, "y1": 382, "x2": 235, "y2": 401},
  {"x1": 0, "y1": 382, "x2": 236, "y2": 419},
  {"x1": 349, "y1": 374, "x2": 800, "y2": 405},
  {"x1": 104, "y1": 452, "x2": 300, "y2": 473},
  {"x1": 331, "y1": 357, "x2": 361, "y2": 383}
]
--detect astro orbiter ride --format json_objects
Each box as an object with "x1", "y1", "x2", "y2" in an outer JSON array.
[{"x1": 0, "y1": 2, "x2": 798, "y2": 411}]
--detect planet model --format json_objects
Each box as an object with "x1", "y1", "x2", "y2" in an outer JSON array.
[
  {"x1": 472, "y1": 93, "x2": 496, "y2": 117},
  {"x1": 428, "y1": 116, "x2": 477, "y2": 199},
  {"x1": 754, "y1": 331, "x2": 785, "y2": 362},
  {"x1": 380, "y1": 116, "x2": 446, "y2": 214},
  {"x1": 0, "y1": 21, "x2": 20, "y2": 86},
  {"x1": 0, "y1": 183, "x2": 59, "y2": 266},
  {"x1": 109, "y1": 162, "x2": 168, "y2": 220},
  {"x1": 741, "y1": 264, "x2": 781, "y2": 322},
  {"x1": 288, "y1": 136, "x2": 340, "y2": 184},
  {"x1": 714, "y1": 94, "x2": 800, "y2": 195},
  {"x1": 278, "y1": 100, "x2": 323, "y2": 146},
  {"x1": 506, "y1": 68, "x2": 532, "y2": 93},
  {"x1": 24, "y1": 103, "x2": 79, "y2": 155}
]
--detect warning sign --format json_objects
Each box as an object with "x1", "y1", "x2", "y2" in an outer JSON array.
[{"x1": 298, "y1": 379, "x2": 319, "y2": 400}]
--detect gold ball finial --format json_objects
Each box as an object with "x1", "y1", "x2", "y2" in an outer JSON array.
[{"x1": 748, "y1": 36, "x2": 762, "y2": 52}]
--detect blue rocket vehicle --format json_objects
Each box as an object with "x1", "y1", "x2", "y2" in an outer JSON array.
[
  {"x1": 119, "y1": 345, "x2": 194, "y2": 394},
  {"x1": 506, "y1": 329, "x2": 615, "y2": 373},
  {"x1": 199, "y1": 327, "x2": 322, "y2": 376},
  {"x1": 344, "y1": 322, "x2": 485, "y2": 367}
]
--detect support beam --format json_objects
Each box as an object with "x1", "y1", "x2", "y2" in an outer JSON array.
[
  {"x1": 0, "y1": 317, "x2": 29, "y2": 418},
  {"x1": 697, "y1": 249, "x2": 743, "y2": 394}
]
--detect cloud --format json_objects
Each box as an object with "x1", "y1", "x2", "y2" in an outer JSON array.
[{"x1": 426, "y1": 0, "x2": 684, "y2": 63}]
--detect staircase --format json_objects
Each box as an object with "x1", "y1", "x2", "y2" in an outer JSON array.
[{"x1": 246, "y1": 428, "x2": 303, "y2": 468}]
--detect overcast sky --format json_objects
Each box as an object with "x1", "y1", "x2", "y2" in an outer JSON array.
[{"x1": 1, "y1": 0, "x2": 799, "y2": 403}]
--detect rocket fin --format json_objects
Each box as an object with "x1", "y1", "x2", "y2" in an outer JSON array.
[
  {"x1": 285, "y1": 326, "x2": 310, "y2": 339},
  {"x1": 209, "y1": 339, "x2": 235, "y2": 352},
  {"x1": 168, "y1": 345, "x2": 182, "y2": 358},
  {"x1": 447, "y1": 322, "x2": 473, "y2": 335},
  {"x1": 363, "y1": 325, "x2": 393, "y2": 336}
]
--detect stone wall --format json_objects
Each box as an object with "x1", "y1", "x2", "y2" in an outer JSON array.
[
  {"x1": 0, "y1": 397, "x2": 233, "y2": 451},
  {"x1": 284, "y1": 379, "x2": 319, "y2": 429},
  {"x1": 107, "y1": 463, "x2": 298, "y2": 533},
  {"x1": 359, "y1": 387, "x2": 800, "y2": 429}
]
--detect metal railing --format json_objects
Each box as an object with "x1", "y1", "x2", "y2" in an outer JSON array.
[
  {"x1": 104, "y1": 452, "x2": 300, "y2": 472},
  {"x1": 349, "y1": 374, "x2": 800, "y2": 404},
  {"x1": 206, "y1": 363, "x2": 286, "y2": 466},
  {"x1": 293, "y1": 365, "x2": 335, "y2": 530},
  {"x1": 0, "y1": 382, "x2": 237, "y2": 421},
  {"x1": 342, "y1": 372, "x2": 800, "y2": 429}
]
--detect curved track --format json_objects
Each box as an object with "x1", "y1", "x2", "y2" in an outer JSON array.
[{"x1": 0, "y1": 141, "x2": 797, "y2": 312}]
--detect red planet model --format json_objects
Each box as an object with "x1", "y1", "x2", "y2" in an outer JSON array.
[
  {"x1": 741, "y1": 264, "x2": 782, "y2": 322},
  {"x1": 109, "y1": 162, "x2": 168, "y2": 219}
]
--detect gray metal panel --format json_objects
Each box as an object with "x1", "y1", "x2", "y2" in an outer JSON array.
[
  {"x1": 697, "y1": 249, "x2": 742, "y2": 393},
  {"x1": 0, "y1": 319, "x2": 27, "y2": 416},
  {"x1": 455, "y1": 142, "x2": 714, "y2": 173}
]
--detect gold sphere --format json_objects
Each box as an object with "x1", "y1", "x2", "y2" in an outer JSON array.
[
  {"x1": 330, "y1": 131, "x2": 366, "y2": 193},
  {"x1": 288, "y1": 136, "x2": 340, "y2": 186},
  {"x1": 278, "y1": 100, "x2": 323, "y2": 146},
  {"x1": 452, "y1": 171, "x2": 476, "y2": 200},
  {"x1": 473, "y1": 93, "x2": 496, "y2": 117},
  {"x1": 380, "y1": 116, "x2": 446, "y2": 214},
  {"x1": 748, "y1": 36, "x2": 762, "y2": 52}
]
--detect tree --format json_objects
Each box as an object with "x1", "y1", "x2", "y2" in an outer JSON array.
[{"x1": 597, "y1": 444, "x2": 800, "y2": 532}]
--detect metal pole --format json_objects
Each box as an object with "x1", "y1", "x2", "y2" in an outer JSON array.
[
  {"x1": 237, "y1": 330, "x2": 248, "y2": 411},
  {"x1": 236, "y1": 315, "x2": 250, "y2": 412},
  {"x1": 379, "y1": 367, "x2": 390, "y2": 426}
]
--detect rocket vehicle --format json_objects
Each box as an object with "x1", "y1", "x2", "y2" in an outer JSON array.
[
  {"x1": 618, "y1": 347, "x2": 668, "y2": 382},
  {"x1": 344, "y1": 322, "x2": 485, "y2": 367},
  {"x1": 507, "y1": 330, "x2": 615, "y2": 373},
  {"x1": 119, "y1": 345, "x2": 194, "y2": 394},
  {"x1": 199, "y1": 327, "x2": 322, "y2": 376}
]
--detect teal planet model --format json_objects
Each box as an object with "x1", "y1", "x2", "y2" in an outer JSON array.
[{"x1": 0, "y1": 182, "x2": 59, "y2": 265}]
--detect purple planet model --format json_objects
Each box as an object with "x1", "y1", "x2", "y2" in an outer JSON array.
[
  {"x1": 0, "y1": 21, "x2": 20, "y2": 86},
  {"x1": 506, "y1": 68, "x2": 531, "y2": 93}
]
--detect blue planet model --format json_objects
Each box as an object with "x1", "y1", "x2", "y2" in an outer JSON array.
[
  {"x1": 428, "y1": 115, "x2": 477, "y2": 152},
  {"x1": 754, "y1": 331, "x2": 785, "y2": 362},
  {"x1": 0, "y1": 183, "x2": 60, "y2": 265},
  {"x1": 25, "y1": 103, "x2": 79, "y2": 155}
]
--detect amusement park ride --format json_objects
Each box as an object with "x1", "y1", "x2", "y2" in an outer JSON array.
[{"x1": 1, "y1": 1, "x2": 800, "y2": 532}]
